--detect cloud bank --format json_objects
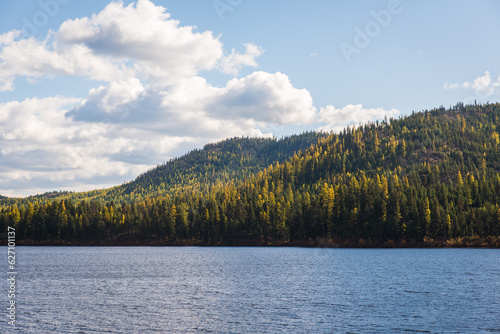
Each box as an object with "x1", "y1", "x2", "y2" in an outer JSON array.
[{"x1": 0, "y1": 0, "x2": 397, "y2": 196}]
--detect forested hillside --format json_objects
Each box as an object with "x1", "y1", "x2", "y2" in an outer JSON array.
[
  {"x1": 2, "y1": 103, "x2": 500, "y2": 247},
  {"x1": 1, "y1": 132, "x2": 326, "y2": 205}
]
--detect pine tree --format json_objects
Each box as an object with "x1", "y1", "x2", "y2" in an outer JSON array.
[{"x1": 424, "y1": 197, "x2": 432, "y2": 238}]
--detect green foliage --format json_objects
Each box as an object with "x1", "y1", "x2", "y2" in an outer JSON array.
[
  {"x1": 3, "y1": 132, "x2": 326, "y2": 205},
  {"x1": 3, "y1": 102, "x2": 500, "y2": 245}
]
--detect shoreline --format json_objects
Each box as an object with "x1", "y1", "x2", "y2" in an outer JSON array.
[{"x1": 3, "y1": 236, "x2": 499, "y2": 248}]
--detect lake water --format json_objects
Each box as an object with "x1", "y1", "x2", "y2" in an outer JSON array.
[{"x1": 5, "y1": 247, "x2": 500, "y2": 333}]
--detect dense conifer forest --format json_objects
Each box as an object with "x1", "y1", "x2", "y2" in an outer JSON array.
[{"x1": 2, "y1": 103, "x2": 500, "y2": 247}]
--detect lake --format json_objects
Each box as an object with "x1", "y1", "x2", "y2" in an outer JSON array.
[{"x1": 6, "y1": 247, "x2": 500, "y2": 333}]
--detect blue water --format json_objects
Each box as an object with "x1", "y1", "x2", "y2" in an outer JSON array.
[{"x1": 4, "y1": 247, "x2": 500, "y2": 333}]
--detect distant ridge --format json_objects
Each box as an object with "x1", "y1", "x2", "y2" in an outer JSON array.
[{"x1": 2, "y1": 132, "x2": 327, "y2": 205}]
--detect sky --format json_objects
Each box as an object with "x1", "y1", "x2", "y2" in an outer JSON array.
[{"x1": 0, "y1": 0, "x2": 499, "y2": 197}]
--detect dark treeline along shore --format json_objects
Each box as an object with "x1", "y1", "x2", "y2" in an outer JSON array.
[{"x1": 1, "y1": 103, "x2": 500, "y2": 247}]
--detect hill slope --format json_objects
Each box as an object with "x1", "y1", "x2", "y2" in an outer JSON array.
[
  {"x1": 3, "y1": 102, "x2": 500, "y2": 246},
  {"x1": 2, "y1": 132, "x2": 326, "y2": 205}
]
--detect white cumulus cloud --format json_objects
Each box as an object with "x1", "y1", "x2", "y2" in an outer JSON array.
[
  {"x1": 212, "y1": 71, "x2": 317, "y2": 125},
  {"x1": 219, "y1": 43, "x2": 264, "y2": 76},
  {"x1": 58, "y1": 0, "x2": 224, "y2": 80},
  {"x1": 444, "y1": 71, "x2": 500, "y2": 98}
]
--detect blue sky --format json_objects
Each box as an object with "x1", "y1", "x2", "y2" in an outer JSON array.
[{"x1": 0, "y1": 0, "x2": 499, "y2": 196}]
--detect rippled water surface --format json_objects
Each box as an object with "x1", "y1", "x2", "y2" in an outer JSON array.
[{"x1": 6, "y1": 247, "x2": 500, "y2": 333}]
